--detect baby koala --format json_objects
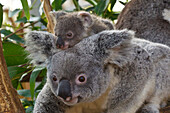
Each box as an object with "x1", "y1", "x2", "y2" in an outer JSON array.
[{"x1": 50, "y1": 11, "x2": 114, "y2": 49}]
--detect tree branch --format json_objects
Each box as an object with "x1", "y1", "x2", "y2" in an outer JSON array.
[{"x1": 4, "y1": 20, "x2": 39, "y2": 40}]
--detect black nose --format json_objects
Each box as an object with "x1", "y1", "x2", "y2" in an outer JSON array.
[
  {"x1": 57, "y1": 79, "x2": 72, "y2": 100},
  {"x1": 56, "y1": 37, "x2": 65, "y2": 48}
]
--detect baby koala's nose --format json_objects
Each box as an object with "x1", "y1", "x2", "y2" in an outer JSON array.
[
  {"x1": 56, "y1": 37, "x2": 65, "y2": 48},
  {"x1": 57, "y1": 79, "x2": 72, "y2": 101}
]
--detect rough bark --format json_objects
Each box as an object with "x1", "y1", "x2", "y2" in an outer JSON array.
[{"x1": 0, "y1": 37, "x2": 25, "y2": 113}]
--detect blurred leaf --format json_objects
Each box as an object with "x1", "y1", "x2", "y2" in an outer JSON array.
[
  {"x1": 0, "y1": 3, "x2": 3, "y2": 28},
  {"x1": 21, "y1": 98, "x2": 34, "y2": 107},
  {"x1": 104, "y1": 11, "x2": 120, "y2": 20},
  {"x1": 73, "y1": 0, "x2": 80, "y2": 11},
  {"x1": 30, "y1": 67, "x2": 44, "y2": 99},
  {"x1": 29, "y1": 17, "x2": 40, "y2": 22},
  {"x1": 85, "y1": 0, "x2": 97, "y2": 6},
  {"x1": 9, "y1": 9, "x2": 21, "y2": 17},
  {"x1": 18, "y1": 89, "x2": 31, "y2": 97},
  {"x1": 17, "y1": 10, "x2": 23, "y2": 20},
  {"x1": 35, "y1": 75, "x2": 46, "y2": 98},
  {"x1": 26, "y1": 106, "x2": 34, "y2": 113},
  {"x1": 12, "y1": 78, "x2": 19, "y2": 89},
  {"x1": 110, "y1": 0, "x2": 117, "y2": 10},
  {"x1": 119, "y1": 0, "x2": 126, "y2": 5},
  {"x1": 2, "y1": 42, "x2": 28, "y2": 66},
  {"x1": 20, "y1": 0, "x2": 30, "y2": 20},
  {"x1": 0, "y1": 29, "x2": 25, "y2": 43},
  {"x1": 85, "y1": 6, "x2": 95, "y2": 11},
  {"x1": 52, "y1": 0, "x2": 62, "y2": 11},
  {"x1": 8, "y1": 66, "x2": 28, "y2": 79},
  {"x1": 94, "y1": 0, "x2": 109, "y2": 15},
  {"x1": 15, "y1": 17, "x2": 27, "y2": 23}
]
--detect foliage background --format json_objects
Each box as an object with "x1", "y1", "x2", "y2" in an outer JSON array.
[{"x1": 0, "y1": 0, "x2": 129, "y2": 112}]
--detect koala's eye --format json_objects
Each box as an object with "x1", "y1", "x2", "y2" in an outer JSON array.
[
  {"x1": 76, "y1": 74, "x2": 87, "y2": 85},
  {"x1": 52, "y1": 76, "x2": 57, "y2": 81},
  {"x1": 66, "y1": 31, "x2": 73, "y2": 39}
]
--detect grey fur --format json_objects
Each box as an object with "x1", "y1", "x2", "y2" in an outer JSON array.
[
  {"x1": 49, "y1": 11, "x2": 114, "y2": 48},
  {"x1": 115, "y1": 0, "x2": 170, "y2": 46},
  {"x1": 25, "y1": 29, "x2": 170, "y2": 113}
]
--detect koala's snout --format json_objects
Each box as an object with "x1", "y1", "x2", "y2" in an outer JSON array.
[
  {"x1": 56, "y1": 37, "x2": 65, "y2": 48},
  {"x1": 56, "y1": 37, "x2": 69, "y2": 49},
  {"x1": 57, "y1": 79, "x2": 72, "y2": 101}
]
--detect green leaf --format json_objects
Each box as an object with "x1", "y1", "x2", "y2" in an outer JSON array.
[
  {"x1": 9, "y1": 9, "x2": 21, "y2": 17},
  {"x1": 119, "y1": 1, "x2": 126, "y2": 5},
  {"x1": 15, "y1": 17, "x2": 27, "y2": 23},
  {"x1": 30, "y1": 67, "x2": 44, "y2": 99},
  {"x1": 104, "y1": 11, "x2": 120, "y2": 20},
  {"x1": 0, "y1": 29, "x2": 25, "y2": 43},
  {"x1": 20, "y1": 0, "x2": 30, "y2": 20},
  {"x1": 8, "y1": 67, "x2": 28, "y2": 79},
  {"x1": 17, "y1": 89, "x2": 31, "y2": 97},
  {"x1": 73, "y1": 0, "x2": 80, "y2": 11},
  {"x1": 94, "y1": 0, "x2": 110, "y2": 15},
  {"x1": 12, "y1": 78, "x2": 19, "y2": 89},
  {"x1": 85, "y1": 0, "x2": 97, "y2": 6},
  {"x1": 0, "y1": 3, "x2": 3, "y2": 28},
  {"x1": 2, "y1": 42, "x2": 28, "y2": 66},
  {"x1": 21, "y1": 98, "x2": 34, "y2": 106},
  {"x1": 110, "y1": 0, "x2": 117, "y2": 10},
  {"x1": 52, "y1": 0, "x2": 62, "y2": 11}
]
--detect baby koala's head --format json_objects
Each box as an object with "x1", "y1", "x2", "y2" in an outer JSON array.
[{"x1": 50, "y1": 11, "x2": 114, "y2": 49}]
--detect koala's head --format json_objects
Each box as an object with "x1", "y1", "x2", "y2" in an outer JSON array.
[
  {"x1": 25, "y1": 29, "x2": 134, "y2": 106},
  {"x1": 46, "y1": 51, "x2": 110, "y2": 106},
  {"x1": 50, "y1": 11, "x2": 94, "y2": 49}
]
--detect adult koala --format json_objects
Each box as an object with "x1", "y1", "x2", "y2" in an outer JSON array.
[
  {"x1": 25, "y1": 29, "x2": 170, "y2": 113},
  {"x1": 115, "y1": 0, "x2": 170, "y2": 46}
]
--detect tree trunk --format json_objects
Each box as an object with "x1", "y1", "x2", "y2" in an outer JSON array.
[{"x1": 0, "y1": 37, "x2": 25, "y2": 113}]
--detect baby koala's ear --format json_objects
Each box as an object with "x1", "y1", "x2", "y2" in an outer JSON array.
[
  {"x1": 25, "y1": 31, "x2": 58, "y2": 67},
  {"x1": 49, "y1": 11, "x2": 67, "y2": 24},
  {"x1": 77, "y1": 11, "x2": 93, "y2": 28}
]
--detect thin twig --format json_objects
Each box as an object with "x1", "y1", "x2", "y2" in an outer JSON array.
[{"x1": 4, "y1": 20, "x2": 39, "y2": 40}]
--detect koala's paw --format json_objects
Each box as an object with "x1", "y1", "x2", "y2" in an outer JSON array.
[{"x1": 140, "y1": 104, "x2": 159, "y2": 113}]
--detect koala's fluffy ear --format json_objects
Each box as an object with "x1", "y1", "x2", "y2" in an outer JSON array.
[
  {"x1": 49, "y1": 11, "x2": 67, "y2": 24},
  {"x1": 77, "y1": 11, "x2": 93, "y2": 27},
  {"x1": 25, "y1": 31, "x2": 58, "y2": 66},
  {"x1": 91, "y1": 29, "x2": 136, "y2": 67}
]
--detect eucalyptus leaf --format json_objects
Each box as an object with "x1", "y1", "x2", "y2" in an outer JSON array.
[
  {"x1": 94, "y1": 0, "x2": 110, "y2": 15},
  {"x1": 20, "y1": 0, "x2": 30, "y2": 19},
  {"x1": 73, "y1": 0, "x2": 80, "y2": 11},
  {"x1": 30, "y1": 67, "x2": 44, "y2": 99},
  {"x1": 8, "y1": 66, "x2": 28, "y2": 79},
  {"x1": 85, "y1": 0, "x2": 97, "y2": 6},
  {"x1": 2, "y1": 42, "x2": 28, "y2": 66},
  {"x1": 17, "y1": 89, "x2": 31, "y2": 97},
  {"x1": 0, "y1": 3, "x2": 3, "y2": 28},
  {"x1": 15, "y1": 17, "x2": 27, "y2": 23},
  {"x1": 110, "y1": 0, "x2": 117, "y2": 10},
  {"x1": 0, "y1": 29, "x2": 25, "y2": 43},
  {"x1": 52, "y1": 0, "x2": 62, "y2": 11},
  {"x1": 9, "y1": 9, "x2": 21, "y2": 17}
]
